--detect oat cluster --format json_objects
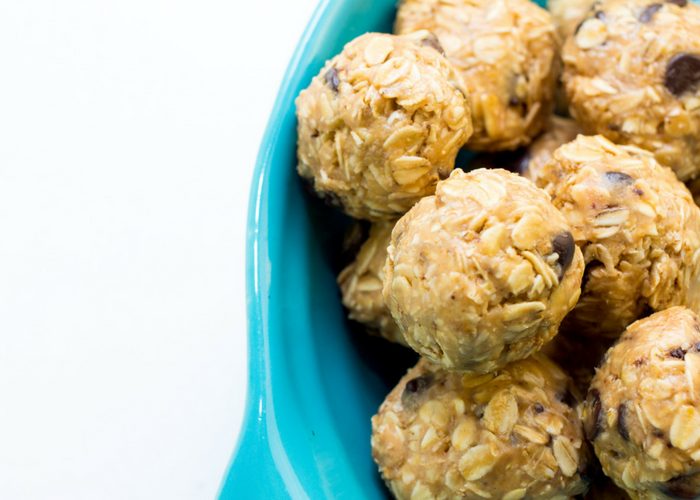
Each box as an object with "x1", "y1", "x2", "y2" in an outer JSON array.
[
  {"x1": 582, "y1": 307, "x2": 700, "y2": 498},
  {"x1": 383, "y1": 169, "x2": 583, "y2": 373},
  {"x1": 372, "y1": 355, "x2": 590, "y2": 499},
  {"x1": 293, "y1": 0, "x2": 700, "y2": 496},
  {"x1": 536, "y1": 134, "x2": 700, "y2": 337},
  {"x1": 395, "y1": 0, "x2": 559, "y2": 151},
  {"x1": 338, "y1": 221, "x2": 406, "y2": 345},
  {"x1": 563, "y1": 0, "x2": 700, "y2": 181},
  {"x1": 296, "y1": 32, "x2": 472, "y2": 221}
]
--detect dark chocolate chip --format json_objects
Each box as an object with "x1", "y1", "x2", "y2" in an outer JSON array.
[
  {"x1": 639, "y1": 3, "x2": 663, "y2": 22},
  {"x1": 617, "y1": 403, "x2": 630, "y2": 441},
  {"x1": 420, "y1": 33, "x2": 445, "y2": 55},
  {"x1": 604, "y1": 171, "x2": 635, "y2": 185},
  {"x1": 324, "y1": 67, "x2": 340, "y2": 93},
  {"x1": 310, "y1": 129, "x2": 319, "y2": 138},
  {"x1": 665, "y1": 53, "x2": 700, "y2": 97},
  {"x1": 670, "y1": 347, "x2": 687, "y2": 359},
  {"x1": 403, "y1": 375, "x2": 433, "y2": 395},
  {"x1": 534, "y1": 402, "x2": 545, "y2": 413},
  {"x1": 658, "y1": 475, "x2": 700, "y2": 499},
  {"x1": 594, "y1": 10, "x2": 606, "y2": 19},
  {"x1": 695, "y1": 342, "x2": 700, "y2": 351},
  {"x1": 667, "y1": 0, "x2": 688, "y2": 6},
  {"x1": 584, "y1": 389, "x2": 602, "y2": 440},
  {"x1": 508, "y1": 95, "x2": 521, "y2": 106},
  {"x1": 552, "y1": 231, "x2": 576, "y2": 278}
]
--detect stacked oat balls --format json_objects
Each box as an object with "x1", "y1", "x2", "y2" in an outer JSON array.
[{"x1": 295, "y1": 0, "x2": 700, "y2": 497}]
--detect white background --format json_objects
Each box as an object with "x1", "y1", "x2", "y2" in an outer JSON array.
[{"x1": 0, "y1": 0, "x2": 315, "y2": 498}]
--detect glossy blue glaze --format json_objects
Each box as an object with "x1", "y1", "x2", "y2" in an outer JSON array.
[{"x1": 220, "y1": 0, "x2": 553, "y2": 497}]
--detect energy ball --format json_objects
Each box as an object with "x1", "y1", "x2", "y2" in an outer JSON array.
[
  {"x1": 395, "y1": 0, "x2": 559, "y2": 151},
  {"x1": 383, "y1": 168, "x2": 584, "y2": 372},
  {"x1": 296, "y1": 32, "x2": 472, "y2": 221},
  {"x1": 581, "y1": 307, "x2": 700, "y2": 498},
  {"x1": 535, "y1": 135, "x2": 700, "y2": 338},
  {"x1": 338, "y1": 221, "x2": 406, "y2": 345},
  {"x1": 563, "y1": 0, "x2": 700, "y2": 181},
  {"x1": 548, "y1": 0, "x2": 596, "y2": 39},
  {"x1": 371, "y1": 354, "x2": 590, "y2": 499}
]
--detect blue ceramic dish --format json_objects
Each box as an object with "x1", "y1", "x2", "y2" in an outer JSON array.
[{"x1": 221, "y1": 0, "x2": 552, "y2": 498}]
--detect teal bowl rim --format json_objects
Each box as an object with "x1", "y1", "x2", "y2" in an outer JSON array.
[{"x1": 220, "y1": 0, "x2": 337, "y2": 496}]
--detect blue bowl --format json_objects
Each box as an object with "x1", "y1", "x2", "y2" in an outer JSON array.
[{"x1": 220, "y1": 0, "x2": 549, "y2": 497}]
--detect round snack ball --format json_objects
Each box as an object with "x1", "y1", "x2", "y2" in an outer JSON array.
[
  {"x1": 535, "y1": 134, "x2": 700, "y2": 338},
  {"x1": 383, "y1": 168, "x2": 584, "y2": 372},
  {"x1": 337, "y1": 221, "x2": 406, "y2": 345},
  {"x1": 563, "y1": 0, "x2": 700, "y2": 181},
  {"x1": 548, "y1": 0, "x2": 596, "y2": 39},
  {"x1": 371, "y1": 354, "x2": 590, "y2": 499},
  {"x1": 296, "y1": 32, "x2": 472, "y2": 221},
  {"x1": 581, "y1": 307, "x2": 700, "y2": 498},
  {"x1": 395, "y1": 0, "x2": 559, "y2": 151}
]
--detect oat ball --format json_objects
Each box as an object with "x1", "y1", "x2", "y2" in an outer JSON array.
[
  {"x1": 395, "y1": 0, "x2": 559, "y2": 151},
  {"x1": 563, "y1": 0, "x2": 700, "y2": 181},
  {"x1": 383, "y1": 168, "x2": 584, "y2": 372},
  {"x1": 337, "y1": 221, "x2": 405, "y2": 345},
  {"x1": 371, "y1": 354, "x2": 590, "y2": 499},
  {"x1": 581, "y1": 307, "x2": 700, "y2": 498},
  {"x1": 535, "y1": 135, "x2": 700, "y2": 338},
  {"x1": 548, "y1": 0, "x2": 596, "y2": 39},
  {"x1": 296, "y1": 32, "x2": 472, "y2": 221}
]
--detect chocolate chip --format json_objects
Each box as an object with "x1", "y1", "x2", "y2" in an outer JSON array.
[
  {"x1": 667, "y1": 0, "x2": 688, "y2": 6},
  {"x1": 534, "y1": 402, "x2": 545, "y2": 413},
  {"x1": 653, "y1": 428, "x2": 665, "y2": 438},
  {"x1": 552, "y1": 232, "x2": 575, "y2": 278},
  {"x1": 665, "y1": 53, "x2": 700, "y2": 97},
  {"x1": 324, "y1": 67, "x2": 340, "y2": 92},
  {"x1": 658, "y1": 475, "x2": 700, "y2": 499},
  {"x1": 508, "y1": 95, "x2": 521, "y2": 106},
  {"x1": 695, "y1": 342, "x2": 700, "y2": 351},
  {"x1": 594, "y1": 10, "x2": 606, "y2": 19},
  {"x1": 639, "y1": 3, "x2": 663, "y2": 22},
  {"x1": 670, "y1": 347, "x2": 687, "y2": 359},
  {"x1": 584, "y1": 389, "x2": 602, "y2": 440},
  {"x1": 420, "y1": 33, "x2": 445, "y2": 55},
  {"x1": 401, "y1": 374, "x2": 433, "y2": 406},
  {"x1": 617, "y1": 403, "x2": 630, "y2": 441},
  {"x1": 604, "y1": 171, "x2": 635, "y2": 185}
]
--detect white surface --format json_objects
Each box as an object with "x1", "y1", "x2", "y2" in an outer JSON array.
[{"x1": 0, "y1": 0, "x2": 316, "y2": 498}]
